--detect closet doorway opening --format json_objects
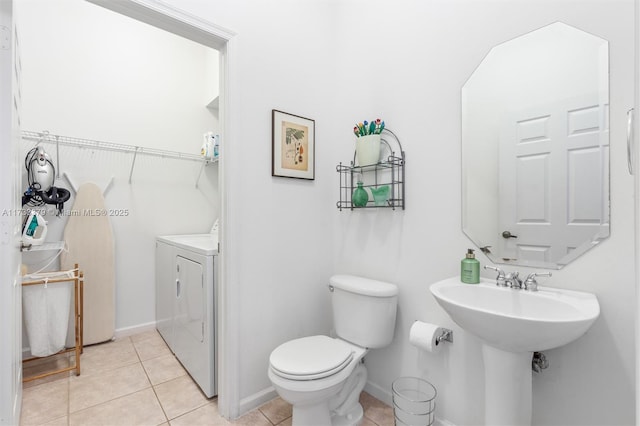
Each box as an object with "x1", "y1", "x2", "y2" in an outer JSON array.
[
  {"x1": 21, "y1": 0, "x2": 237, "y2": 419},
  {"x1": 84, "y1": 0, "x2": 238, "y2": 419}
]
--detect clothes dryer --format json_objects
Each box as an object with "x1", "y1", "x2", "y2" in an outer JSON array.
[{"x1": 156, "y1": 233, "x2": 218, "y2": 397}]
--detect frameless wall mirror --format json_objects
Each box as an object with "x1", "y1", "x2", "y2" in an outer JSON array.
[{"x1": 462, "y1": 22, "x2": 609, "y2": 269}]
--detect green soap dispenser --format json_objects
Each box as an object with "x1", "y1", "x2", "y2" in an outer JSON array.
[{"x1": 461, "y1": 248, "x2": 480, "y2": 284}]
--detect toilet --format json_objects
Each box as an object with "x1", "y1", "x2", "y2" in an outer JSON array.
[{"x1": 268, "y1": 275, "x2": 398, "y2": 426}]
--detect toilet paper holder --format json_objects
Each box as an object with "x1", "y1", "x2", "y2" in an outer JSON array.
[
  {"x1": 436, "y1": 328, "x2": 453, "y2": 345},
  {"x1": 409, "y1": 321, "x2": 454, "y2": 352}
]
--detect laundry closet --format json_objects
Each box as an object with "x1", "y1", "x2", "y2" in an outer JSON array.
[{"x1": 17, "y1": 0, "x2": 221, "y2": 372}]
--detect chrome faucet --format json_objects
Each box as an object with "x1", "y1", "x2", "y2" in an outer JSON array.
[
  {"x1": 484, "y1": 265, "x2": 506, "y2": 287},
  {"x1": 485, "y1": 266, "x2": 551, "y2": 291},
  {"x1": 523, "y1": 272, "x2": 552, "y2": 292},
  {"x1": 504, "y1": 271, "x2": 523, "y2": 289}
]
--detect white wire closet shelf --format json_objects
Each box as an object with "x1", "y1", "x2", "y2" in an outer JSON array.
[{"x1": 21, "y1": 130, "x2": 216, "y2": 186}]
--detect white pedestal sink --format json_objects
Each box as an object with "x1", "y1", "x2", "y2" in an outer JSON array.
[{"x1": 430, "y1": 277, "x2": 599, "y2": 425}]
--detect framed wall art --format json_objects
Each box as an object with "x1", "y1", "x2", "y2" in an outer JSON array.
[{"x1": 272, "y1": 109, "x2": 315, "y2": 180}]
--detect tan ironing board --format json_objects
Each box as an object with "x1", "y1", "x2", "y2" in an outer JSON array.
[{"x1": 61, "y1": 182, "x2": 115, "y2": 346}]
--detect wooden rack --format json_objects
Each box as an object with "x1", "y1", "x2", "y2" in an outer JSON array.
[{"x1": 22, "y1": 265, "x2": 84, "y2": 382}]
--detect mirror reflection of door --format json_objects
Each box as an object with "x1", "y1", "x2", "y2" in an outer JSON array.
[
  {"x1": 499, "y1": 96, "x2": 609, "y2": 264},
  {"x1": 461, "y1": 22, "x2": 610, "y2": 269}
]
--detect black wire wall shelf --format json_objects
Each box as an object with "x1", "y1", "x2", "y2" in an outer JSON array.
[{"x1": 336, "y1": 128, "x2": 405, "y2": 211}]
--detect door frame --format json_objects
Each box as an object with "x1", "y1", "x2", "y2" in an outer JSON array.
[
  {"x1": 635, "y1": 0, "x2": 640, "y2": 421},
  {"x1": 1, "y1": 0, "x2": 23, "y2": 423},
  {"x1": 85, "y1": 0, "x2": 239, "y2": 418}
]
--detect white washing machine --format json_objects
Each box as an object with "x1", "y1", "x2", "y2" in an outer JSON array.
[{"x1": 156, "y1": 233, "x2": 218, "y2": 397}]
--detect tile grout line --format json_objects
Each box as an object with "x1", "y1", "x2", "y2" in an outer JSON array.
[
  {"x1": 87, "y1": 334, "x2": 179, "y2": 424},
  {"x1": 257, "y1": 407, "x2": 277, "y2": 426},
  {"x1": 134, "y1": 340, "x2": 171, "y2": 426},
  {"x1": 144, "y1": 376, "x2": 171, "y2": 425},
  {"x1": 162, "y1": 399, "x2": 217, "y2": 425},
  {"x1": 149, "y1": 383, "x2": 170, "y2": 426},
  {"x1": 133, "y1": 332, "x2": 209, "y2": 425},
  {"x1": 67, "y1": 368, "x2": 169, "y2": 423},
  {"x1": 69, "y1": 384, "x2": 156, "y2": 417},
  {"x1": 68, "y1": 342, "x2": 157, "y2": 420}
]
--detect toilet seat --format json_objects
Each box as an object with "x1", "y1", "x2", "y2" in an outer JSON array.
[{"x1": 270, "y1": 335, "x2": 355, "y2": 381}]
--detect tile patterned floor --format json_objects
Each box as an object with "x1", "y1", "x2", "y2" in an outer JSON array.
[{"x1": 20, "y1": 329, "x2": 394, "y2": 425}]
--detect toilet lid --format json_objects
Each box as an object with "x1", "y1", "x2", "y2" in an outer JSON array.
[{"x1": 270, "y1": 335, "x2": 355, "y2": 380}]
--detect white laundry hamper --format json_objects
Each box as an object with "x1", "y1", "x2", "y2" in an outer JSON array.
[{"x1": 23, "y1": 271, "x2": 74, "y2": 357}]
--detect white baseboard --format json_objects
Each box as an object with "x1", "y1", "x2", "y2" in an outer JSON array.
[
  {"x1": 364, "y1": 380, "x2": 393, "y2": 406},
  {"x1": 114, "y1": 321, "x2": 157, "y2": 339},
  {"x1": 238, "y1": 386, "x2": 278, "y2": 417}
]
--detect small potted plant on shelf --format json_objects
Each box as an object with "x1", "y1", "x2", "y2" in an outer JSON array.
[{"x1": 353, "y1": 118, "x2": 384, "y2": 166}]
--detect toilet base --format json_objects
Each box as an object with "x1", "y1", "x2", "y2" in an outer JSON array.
[
  {"x1": 291, "y1": 400, "x2": 363, "y2": 426},
  {"x1": 331, "y1": 402, "x2": 363, "y2": 426},
  {"x1": 292, "y1": 400, "x2": 332, "y2": 425}
]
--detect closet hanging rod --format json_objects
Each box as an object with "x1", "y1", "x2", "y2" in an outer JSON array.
[{"x1": 21, "y1": 130, "x2": 204, "y2": 162}]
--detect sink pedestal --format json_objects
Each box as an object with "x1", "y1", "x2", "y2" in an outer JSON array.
[{"x1": 483, "y1": 345, "x2": 533, "y2": 426}]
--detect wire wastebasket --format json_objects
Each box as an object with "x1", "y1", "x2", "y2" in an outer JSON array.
[{"x1": 392, "y1": 377, "x2": 437, "y2": 426}]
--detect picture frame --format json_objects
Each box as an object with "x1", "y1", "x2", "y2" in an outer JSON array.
[{"x1": 272, "y1": 109, "x2": 315, "y2": 180}]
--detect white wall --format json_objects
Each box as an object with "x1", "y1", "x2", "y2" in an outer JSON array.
[{"x1": 18, "y1": 0, "x2": 220, "y2": 334}]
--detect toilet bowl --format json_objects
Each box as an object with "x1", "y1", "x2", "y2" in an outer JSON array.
[{"x1": 268, "y1": 275, "x2": 398, "y2": 426}]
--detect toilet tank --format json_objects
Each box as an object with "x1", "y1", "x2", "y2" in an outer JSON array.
[{"x1": 329, "y1": 275, "x2": 398, "y2": 348}]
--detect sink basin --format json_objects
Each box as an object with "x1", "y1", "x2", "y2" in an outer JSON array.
[{"x1": 430, "y1": 277, "x2": 599, "y2": 352}]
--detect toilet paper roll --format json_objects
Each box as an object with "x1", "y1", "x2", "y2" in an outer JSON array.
[{"x1": 409, "y1": 321, "x2": 444, "y2": 353}]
